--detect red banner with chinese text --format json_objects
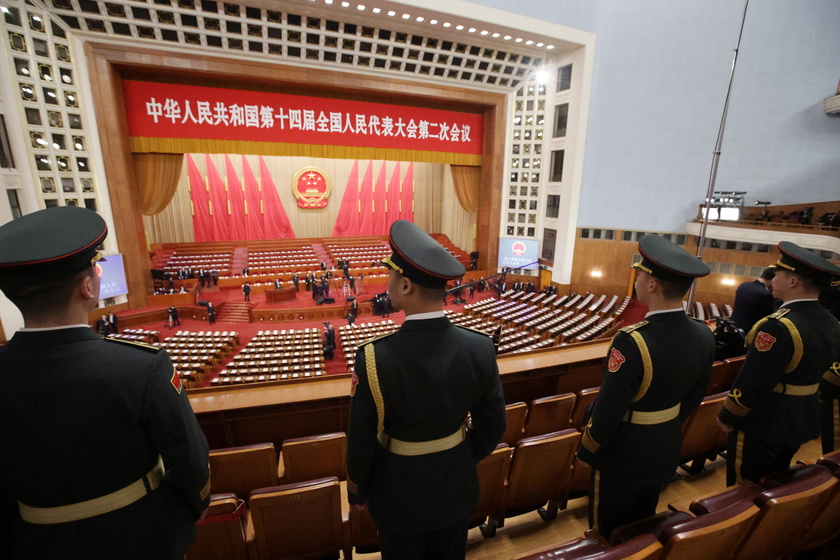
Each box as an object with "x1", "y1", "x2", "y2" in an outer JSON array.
[{"x1": 122, "y1": 81, "x2": 484, "y2": 163}]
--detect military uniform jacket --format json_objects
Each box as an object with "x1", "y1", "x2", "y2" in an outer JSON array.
[
  {"x1": 346, "y1": 317, "x2": 506, "y2": 533},
  {"x1": 720, "y1": 301, "x2": 840, "y2": 448},
  {"x1": 0, "y1": 327, "x2": 210, "y2": 559},
  {"x1": 578, "y1": 311, "x2": 715, "y2": 484}
]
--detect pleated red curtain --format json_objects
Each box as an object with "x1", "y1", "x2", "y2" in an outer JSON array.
[
  {"x1": 259, "y1": 156, "x2": 295, "y2": 239},
  {"x1": 224, "y1": 155, "x2": 248, "y2": 241},
  {"x1": 186, "y1": 154, "x2": 213, "y2": 242},
  {"x1": 332, "y1": 160, "x2": 359, "y2": 237},
  {"x1": 241, "y1": 156, "x2": 266, "y2": 240}
]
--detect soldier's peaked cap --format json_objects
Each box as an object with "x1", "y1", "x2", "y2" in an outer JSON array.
[
  {"x1": 632, "y1": 234, "x2": 710, "y2": 282},
  {"x1": 772, "y1": 241, "x2": 840, "y2": 286},
  {"x1": 381, "y1": 220, "x2": 465, "y2": 288},
  {"x1": 0, "y1": 206, "x2": 107, "y2": 282}
]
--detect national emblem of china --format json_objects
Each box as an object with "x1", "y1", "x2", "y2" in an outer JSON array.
[{"x1": 292, "y1": 166, "x2": 331, "y2": 209}]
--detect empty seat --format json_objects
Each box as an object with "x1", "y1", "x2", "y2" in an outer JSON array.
[
  {"x1": 570, "y1": 387, "x2": 600, "y2": 430},
  {"x1": 209, "y1": 443, "x2": 278, "y2": 500},
  {"x1": 523, "y1": 393, "x2": 577, "y2": 439},
  {"x1": 489, "y1": 429, "x2": 580, "y2": 533},
  {"x1": 186, "y1": 493, "x2": 248, "y2": 560},
  {"x1": 501, "y1": 402, "x2": 528, "y2": 446},
  {"x1": 278, "y1": 432, "x2": 347, "y2": 484},
  {"x1": 609, "y1": 497, "x2": 759, "y2": 560},
  {"x1": 246, "y1": 477, "x2": 351, "y2": 560},
  {"x1": 678, "y1": 391, "x2": 727, "y2": 475},
  {"x1": 691, "y1": 463, "x2": 837, "y2": 560},
  {"x1": 706, "y1": 356, "x2": 744, "y2": 395},
  {"x1": 471, "y1": 444, "x2": 513, "y2": 538}
]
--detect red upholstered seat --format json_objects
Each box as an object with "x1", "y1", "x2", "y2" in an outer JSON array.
[
  {"x1": 512, "y1": 534, "x2": 663, "y2": 560},
  {"x1": 209, "y1": 443, "x2": 278, "y2": 500},
  {"x1": 470, "y1": 444, "x2": 513, "y2": 538},
  {"x1": 523, "y1": 393, "x2": 577, "y2": 439}
]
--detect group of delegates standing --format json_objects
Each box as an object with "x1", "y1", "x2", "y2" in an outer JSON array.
[{"x1": 95, "y1": 311, "x2": 118, "y2": 337}]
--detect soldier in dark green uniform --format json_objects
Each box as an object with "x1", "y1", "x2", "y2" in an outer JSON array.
[
  {"x1": 346, "y1": 220, "x2": 506, "y2": 560},
  {"x1": 0, "y1": 206, "x2": 210, "y2": 559},
  {"x1": 578, "y1": 235, "x2": 715, "y2": 539},
  {"x1": 718, "y1": 241, "x2": 840, "y2": 482}
]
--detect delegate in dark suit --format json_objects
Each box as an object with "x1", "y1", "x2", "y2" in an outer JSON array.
[
  {"x1": 578, "y1": 234, "x2": 715, "y2": 539},
  {"x1": 731, "y1": 271, "x2": 776, "y2": 333},
  {"x1": 718, "y1": 241, "x2": 840, "y2": 482},
  {"x1": 0, "y1": 330, "x2": 210, "y2": 559}
]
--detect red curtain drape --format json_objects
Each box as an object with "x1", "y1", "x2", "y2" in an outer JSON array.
[
  {"x1": 386, "y1": 161, "x2": 401, "y2": 229},
  {"x1": 205, "y1": 154, "x2": 231, "y2": 241},
  {"x1": 332, "y1": 160, "x2": 359, "y2": 237},
  {"x1": 242, "y1": 156, "x2": 266, "y2": 240},
  {"x1": 225, "y1": 154, "x2": 248, "y2": 241},
  {"x1": 187, "y1": 154, "x2": 213, "y2": 242},
  {"x1": 371, "y1": 161, "x2": 388, "y2": 236},
  {"x1": 259, "y1": 156, "x2": 295, "y2": 239},
  {"x1": 357, "y1": 161, "x2": 374, "y2": 236},
  {"x1": 400, "y1": 162, "x2": 415, "y2": 222}
]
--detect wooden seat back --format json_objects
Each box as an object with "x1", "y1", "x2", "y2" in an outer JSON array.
[
  {"x1": 657, "y1": 500, "x2": 759, "y2": 560},
  {"x1": 691, "y1": 464, "x2": 837, "y2": 560},
  {"x1": 247, "y1": 477, "x2": 348, "y2": 560},
  {"x1": 470, "y1": 444, "x2": 513, "y2": 525},
  {"x1": 678, "y1": 391, "x2": 727, "y2": 473},
  {"x1": 209, "y1": 443, "x2": 278, "y2": 499},
  {"x1": 706, "y1": 355, "x2": 744, "y2": 395},
  {"x1": 186, "y1": 493, "x2": 248, "y2": 560},
  {"x1": 570, "y1": 387, "x2": 600, "y2": 430},
  {"x1": 279, "y1": 432, "x2": 347, "y2": 483},
  {"x1": 501, "y1": 402, "x2": 528, "y2": 446},
  {"x1": 523, "y1": 393, "x2": 577, "y2": 439},
  {"x1": 500, "y1": 429, "x2": 580, "y2": 521}
]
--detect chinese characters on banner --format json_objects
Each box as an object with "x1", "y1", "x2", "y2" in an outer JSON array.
[{"x1": 122, "y1": 81, "x2": 484, "y2": 157}]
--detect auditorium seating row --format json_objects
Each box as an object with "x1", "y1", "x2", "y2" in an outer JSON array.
[
  {"x1": 159, "y1": 331, "x2": 239, "y2": 387},
  {"x1": 212, "y1": 328, "x2": 327, "y2": 384},
  {"x1": 463, "y1": 293, "x2": 627, "y2": 352},
  {"x1": 690, "y1": 301, "x2": 734, "y2": 322},
  {"x1": 339, "y1": 320, "x2": 399, "y2": 373},
  {"x1": 512, "y1": 450, "x2": 840, "y2": 560},
  {"x1": 118, "y1": 328, "x2": 160, "y2": 344},
  {"x1": 443, "y1": 310, "x2": 496, "y2": 335},
  {"x1": 161, "y1": 252, "x2": 233, "y2": 274}
]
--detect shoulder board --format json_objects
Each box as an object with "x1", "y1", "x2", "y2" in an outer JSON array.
[
  {"x1": 768, "y1": 308, "x2": 790, "y2": 319},
  {"x1": 455, "y1": 324, "x2": 495, "y2": 338},
  {"x1": 745, "y1": 308, "x2": 790, "y2": 345},
  {"x1": 619, "y1": 320, "x2": 649, "y2": 334},
  {"x1": 104, "y1": 337, "x2": 162, "y2": 353},
  {"x1": 357, "y1": 331, "x2": 395, "y2": 348}
]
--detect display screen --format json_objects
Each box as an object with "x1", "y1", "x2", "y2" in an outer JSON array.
[
  {"x1": 498, "y1": 238, "x2": 539, "y2": 270},
  {"x1": 96, "y1": 254, "x2": 129, "y2": 299}
]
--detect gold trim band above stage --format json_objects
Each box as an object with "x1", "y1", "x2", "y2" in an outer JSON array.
[{"x1": 129, "y1": 137, "x2": 482, "y2": 167}]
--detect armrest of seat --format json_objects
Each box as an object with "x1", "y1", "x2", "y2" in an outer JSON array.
[
  {"x1": 244, "y1": 510, "x2": 258, "y2": 560},
  {"x1": 609, "y1": 510, "x2": 692, "y2": 545},
  {"x1": 583, "y1": 528, "x2": 610, "y2": 547},
  {"x1": 277, "y1": 452, "x2": 286, "y2": 484},
  {"x1": 689, "y1": 482, "x2": 762, "y2": 515}
]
